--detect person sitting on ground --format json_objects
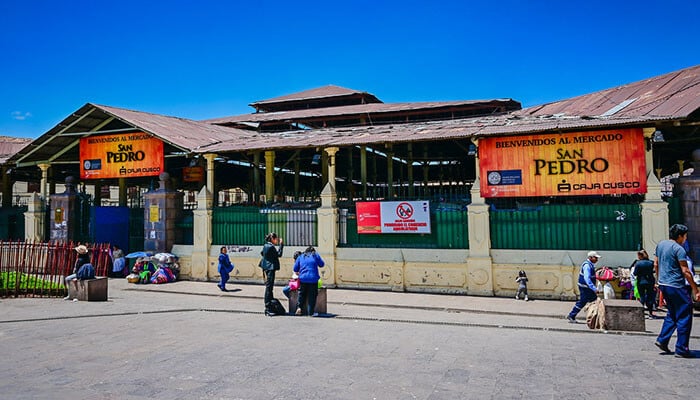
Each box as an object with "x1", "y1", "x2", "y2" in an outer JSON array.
[
  {"x1": 64, "y1": 245, "x2": 91, "y2": 300},
  {"x1": 292, "y1": 246, "x2": 325, "y2": 316},
  {"x1": 515, "y1": 270, "x2": 529, "y2": 301}
]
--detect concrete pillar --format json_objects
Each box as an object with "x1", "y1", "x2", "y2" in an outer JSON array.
[
  {"x1": 466, "y1": 140, "x2": 494, "y2": 296},
  {"x1": 317, "y1": 182, "x2": 337, "y2": 287},
  {"x1": 325, "y1": 147, "x2": 339, "y2": 191},
  {"x1": 264, "y1": 150, "x2": 275, "y2": 203},
  {"x1": 24, "y1": 193, "x2": 45, "y2": 242},
  {"x1": 190, "y1": 187, "x2": 213, "y2": 281},
  {"x1": 640, "y1": 127, "x2": 669, "y2": 254},
  {"x1": 204, "y1": 153, "x2": 217, "y2": 206},
  {"x1": 38, "y1": 163, "x2": 50, "y2": 199}
]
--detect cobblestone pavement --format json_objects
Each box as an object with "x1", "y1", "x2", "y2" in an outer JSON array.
[{"x1": 1, "y1": 279, "x2": 698, "y2": 399}]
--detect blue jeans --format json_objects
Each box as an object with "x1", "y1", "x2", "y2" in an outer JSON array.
[
  {"x1": 568, "y1": 286, "x2": 597, "y2": 319},
  {"x1": 657, "y1": 285, "x2": 693, "y2": 355}
]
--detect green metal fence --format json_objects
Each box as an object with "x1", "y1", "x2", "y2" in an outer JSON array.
[
  {"x1": 213, "y1": 206, "x2": 317, "y2": 246},
  {"x1": 340, "y1": 208, "x2": 469, "y2": 249},
  {"x1": 489, "y1": 203, "x2": 642, "y2": 250}
]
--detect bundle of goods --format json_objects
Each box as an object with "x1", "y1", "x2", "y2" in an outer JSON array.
[
  {"x1": 148, "y1": 253, "x2": 180, "y2": 284},
  {"x1": 130, "y1": 257, "x2": 158, "y2": 284}
]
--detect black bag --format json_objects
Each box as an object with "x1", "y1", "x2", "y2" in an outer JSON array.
[
  {"x1": 76, "y1": 263, "x2": 96, "y2": 280},
  {"x1": 266, "y1": 298, "x2": 286, "y2": 316}
]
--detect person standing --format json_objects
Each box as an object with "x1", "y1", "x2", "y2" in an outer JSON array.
[
  {"x1": 110, "y1": 245, "x2": 127, "y2": 278},
  {"x1": 631, "y1": 250, "x2": 656, "y2": 318},
  {"x1": 217, "y1": 246, "x2": 234, "y2": 292},
  {"x1": 654, "y1": 224, "x2": 700, "y2": 358},
  {"x1": 260, "y1": 232, "x2": 283, "y2": 315},
  {"x1": 566, "y1": 251, "x2": 601, "y2": 323},
  {"x1": 293, "y1": 246, "x2": 325, "y2": 316}
]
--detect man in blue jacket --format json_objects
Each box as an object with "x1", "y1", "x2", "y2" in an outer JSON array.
[{"x1": 566, "y1": 251, "x2": 601, "y2": 323}]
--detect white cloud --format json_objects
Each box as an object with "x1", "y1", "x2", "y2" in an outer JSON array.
[{"x1": 11, "y1": 111, "x2": 32, "y2": 121}]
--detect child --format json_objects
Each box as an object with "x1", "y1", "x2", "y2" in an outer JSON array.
[
  {"x1": 217, "y1": 246, "x2": 234, "y2": 292},
  {"x1": 515, "y1": 270, "x2": 529, "y2": 301}
]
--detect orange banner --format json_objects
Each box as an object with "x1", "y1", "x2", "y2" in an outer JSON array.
[
  {"x1": 479, "y1": 128, "x2": 647, "y2": 197},
  {"x1": 80, "y1": 133, "x2": 164, "y2": 179}
]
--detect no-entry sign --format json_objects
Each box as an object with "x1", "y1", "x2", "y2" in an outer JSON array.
[{"x1": 356, "y1": 201, "x2": 431, "y2": 234}]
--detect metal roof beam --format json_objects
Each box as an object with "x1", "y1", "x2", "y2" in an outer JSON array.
[
  {"x1": 48, "y1": 117, "x2": 116, "y2": 163},
  {"x1": 15, "y1": 107, "x2": 97, "y2": 165}
]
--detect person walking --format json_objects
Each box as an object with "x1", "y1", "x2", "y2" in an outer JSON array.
[
  {"x1": 566, "y1": 251, "x2": 601, "y2": 323},
  {"x1": 260, "y1": 232, "x2": 284, "y2": 315},
  {"x1": 217, "y1": 246, "x2": 234, "y2": 292},
  {"x1": 631, "y1": 250, "x2": 656, "y2": 318},
  {"x1": 654, "y1": 224, "x2": 700, "y2": 358},
  {"x1": 293, "y1": 246, "x2": 325, "y2": 316}
]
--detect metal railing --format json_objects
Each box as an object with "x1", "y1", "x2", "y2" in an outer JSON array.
[
  {"x1": 0, "y1": 241, "x2": 112, "y2": 298},
  {"x1": 213, "y1": 206, "x2": 318, "y2": 246}
]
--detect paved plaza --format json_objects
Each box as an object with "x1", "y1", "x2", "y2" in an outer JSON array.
[{"x1": 1, "y1": 279, "x2": 699, "y2": 399}]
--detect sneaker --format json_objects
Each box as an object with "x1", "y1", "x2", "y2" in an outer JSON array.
[
  {"x1": 654, "y1": 341, "x2": 672, "y2": 354},
  {"x1": 63, "y1": 295, "x2": 71, "y2": 300},
  {"x1": 524, "y1": 297, "x2": 529, "y2": 302},
  {"x1": 566, "y1": 316, "x2": 577, "y2": 323},
  {"x1": 72, "y1": 298, "x2": 78, "y2": 302},
  {"x1": 217, "y1": 284, "x2": 227, "y2": 292},
  {"x1": 515, "y1": 295, "x2": 519, "y2": 300},
  {"x1": 295, "y1": 308, "x2": 302, "y2": 316}
]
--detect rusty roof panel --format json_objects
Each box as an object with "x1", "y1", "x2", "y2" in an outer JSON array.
[
  {"x1": 205, "y1": 99, "x2": 521, "y2": 125},
  {"x1": 95, "y1": 104, "x2": 253, "y2": 151},
  {"x1": 518, "y1": 65, "x2": 700, "y2": 118},
  {"x1": 250, "y1": 85, "x2": 381, "y2": 106}
]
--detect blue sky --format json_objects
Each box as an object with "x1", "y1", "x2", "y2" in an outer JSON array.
[{"x1": 1, "y1": 0, "x2": 698, "y2": 138}]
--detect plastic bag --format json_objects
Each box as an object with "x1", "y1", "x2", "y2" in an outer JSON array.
[{"x1": 603, "y1": 282, "x2": 616, "y2": 299}]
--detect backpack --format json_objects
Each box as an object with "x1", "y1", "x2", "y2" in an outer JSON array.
[
  {"x1": 266, "y1": 298, "x2": 286, "y2": 316},
  {"x1": 76, "y1": 263, "x2": 96, "y2": 280}
]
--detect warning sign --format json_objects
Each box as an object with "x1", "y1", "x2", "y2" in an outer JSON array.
[{"x1": 356, "y1": 201, "x2": 431, "y2": 234}]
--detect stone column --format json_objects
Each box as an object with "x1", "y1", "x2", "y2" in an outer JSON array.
[
  {"x1": 190, "y1": 187, "x2": 213, "y2": 281},
  {"x1": 204, "y1": 153, "x2": 217, "y2": 206},
  {"x1": 317, "y1": 182, "x2": 337, "y2": 287},
  {"x1": 640, "y1": 127, "x2": 669, "y2": 254},
  {"x1": 24, "y1": 193, "x2": 45, "y2": 242},
  {"x1": 143, "y1": 172, "x2": 184, "y2": 253},
  {"x1": 264, "y1": 150, "x2": 275, "y2": 203},
  {"x1": 325, "y1": 147, "x2": 339, "y2": 190},
  {"x1": 38, "y1": 163, "x2": 50, "y2": 199},
  {"x1": 466, "y1": 139, "x2": 494, "y2": 296}
]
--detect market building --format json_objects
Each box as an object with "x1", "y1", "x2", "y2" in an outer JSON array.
[{"x1": 3, "y1": 65, "x2": 700, "y2": 299}]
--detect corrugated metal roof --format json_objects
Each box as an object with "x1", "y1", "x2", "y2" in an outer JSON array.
[
  {"x1": 518, "y1": 64, "x2": 700, "y2": 118},
  {"x1": 250, "y1": 85, "x2": 382, "y2": 107},
  {"x1": 197, "y1": 114, "x2": 671, "y2": 154},
  {"x1": 205, "y1": 99, "x2": 520, "y2": 125},
  {"x1": 0, "y1": 136, "x2": 31, "y2": 164},
  {"x1": 95, "y1": 104, "x2": 252, "y2": 151}
]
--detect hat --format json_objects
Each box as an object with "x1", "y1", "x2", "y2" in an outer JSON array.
[
  {"x1": 74, "y1": 245, "x2": 88, "y2": 254},
  {"x1": 587, "y1": 251, "x2": 601, "y2": 258}
]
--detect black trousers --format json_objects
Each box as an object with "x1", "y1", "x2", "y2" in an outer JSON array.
[
  {"x1": 297, "y1": 282, "x2": 318, "y2": 316},
  {"x1": 263, "y1": 270, "x2": 276, "y2": 308}
]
